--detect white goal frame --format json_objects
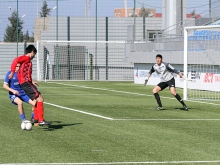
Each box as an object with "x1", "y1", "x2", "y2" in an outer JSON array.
[{"x1": 183, "y1": 25, "x2": 220, "y2": 100}]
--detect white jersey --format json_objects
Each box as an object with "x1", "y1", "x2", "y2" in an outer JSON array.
[{"x1": 149, "y1": 62, "x2": 179, "y2": 82}]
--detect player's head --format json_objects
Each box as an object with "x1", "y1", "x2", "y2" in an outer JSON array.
[
  {"x1": 156, "y1": 54, "x2": 162, "y2": 65},
  {"x1": 26, "y1": 45, "x2": 37, "y2": 60},
  {"x1": 15, "y1": 63, "x2": 20, "y2": 72}
]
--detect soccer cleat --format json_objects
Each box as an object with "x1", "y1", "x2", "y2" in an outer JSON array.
[
  {"x1": 144, "y1": 79, "x2": 148, "y2": 86},
  {"x1": 30, "y1": 118, "x2": 35, "y2": 123},
  {"x1": 183, "y1": 105, "x2": 188, "y2": 111},
  {"x1": 38, "y1": 120, "x2": 52, "y2": 126},
  {"x1": 155, "y1": 106, "x2": 164, "y2": 110},
  {"x1": 34, "y1": 120, "x2": 39, "y2": 126}
]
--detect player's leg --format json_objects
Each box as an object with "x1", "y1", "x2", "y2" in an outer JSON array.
[
  {"x1": 168, "y1": 78, "x2": 188, "y2": 110},
  {"x1": 33, "y1": 91, "x2": 51, "y2": 126},
  {"x1": 20, "y1": 94, "x2": 38, "y2": 124},
  {"x1": 21, "y1": 82, "x2": 51, "y2": 125},
  {"x1": 28, "y1": 99, "x2": 37, "y2": 123},
  {"x1": 28, "y1": 99, "x2": 36, "y2": 107},
  {"x1": 35, "y1": 94, "x2": 46, "y2": 125},
  {"x1": 13, "y1": 97, "x2": 26, "y2": 121},
  {"x1": 152, "y1": 84, "x2": 165, "y2": 110}
]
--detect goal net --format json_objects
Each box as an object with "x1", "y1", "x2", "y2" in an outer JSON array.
[
  {"x1": 184, "y1": 25, "x2": 220, "y2": 100},
  {"x1": 36, "y1": 41, "x2": 133, "y2": 81}
]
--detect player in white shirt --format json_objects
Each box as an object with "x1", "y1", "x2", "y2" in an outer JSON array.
[{"x1": 145, "y1": 54, "x2": 188, "y2": 111}]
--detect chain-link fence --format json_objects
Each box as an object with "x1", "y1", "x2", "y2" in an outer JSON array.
[
  {"x1": 1, "y1": 0, "x2": 218, "y2": 44},
  {"x1": 0, "y1": 0, "x2": 162, "y2": 43}
]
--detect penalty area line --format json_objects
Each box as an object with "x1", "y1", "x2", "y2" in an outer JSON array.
[
  {"x1": 43, "y1": 102, "x2": 220, "y2": 122},
  {"x1": 2, "y1": 160, "x2": 220, "y2": 164},
  {"x1": 113, "y1": 118, "x2": 220, "y2": 121},
  {"x1": 48, "y1": 82, "x2": 220, "y2": 106},
  {"x1": 44, "y1": 102, "x2": 113, "y2": 120}
]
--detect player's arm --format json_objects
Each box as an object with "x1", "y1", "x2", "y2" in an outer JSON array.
[
  {"x1": 166, "y1": 63, "x2": 180, "y2": 74},
  {"x1": 178, "y1": 72, "x2": 190, "y2": 81},
  {"x1": 3, "y1": 72, "x2": 19, "y2": 95},
  {"x1": 9, "y1": 56, "x2": 31, "y2": 79},
  {"x1": 3, "y1": 83, "x2": 19, "y2": 95},
  {"x1": 144, "y1": 66, "x2": 155, "y2": 86},
  {"x1": 167, "y1": 63, "x2": 190, "y2": 81},
  {"x1": 32, "y1": 81, "x2": 39, "y2": 86}
]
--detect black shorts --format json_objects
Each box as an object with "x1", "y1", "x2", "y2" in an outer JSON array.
[
  {"x1": 21, "y1": 82, "x2": 41, "y2": 100},
  {"x1": 157, "y1": 78, "x2": 175, "y2": 91}
]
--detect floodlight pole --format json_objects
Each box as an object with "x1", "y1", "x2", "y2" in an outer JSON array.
[
  {"x1": 36, "y1": 0, "x2": 39, "y2": 18},
  {"x1": 134, "y1": 0, "x2": 136, "y2": 40},
  {"x1": 95, "y1": 0, "x2": 98, "y2": 80},
  {"x1": 56, "y1": 0, "x2": 58, "y2": 41}
]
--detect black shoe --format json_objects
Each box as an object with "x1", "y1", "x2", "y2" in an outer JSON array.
[
  {"x1": 183, "y1": 105, "x2": 188, "y2": 111},
  {"x1": 38, "y1": 120, "x2": 52, "y2": 126},
  {"x1": 30, "y1": 118, "x2": 35, "y2": 123},
  {"x1": 154, "y1": 106, "x2": 164, "y2": 111},
  {"x1": 33, "y1": 120, "x2": 39, "y2": 126}
]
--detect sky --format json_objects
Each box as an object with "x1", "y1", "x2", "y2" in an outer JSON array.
[{"x1": 0, "y1": 0, "x2": 218, "y2": 42}]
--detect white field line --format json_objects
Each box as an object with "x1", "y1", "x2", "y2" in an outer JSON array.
[
  {"x1": 47, "y1": 82, "x2": 220, "y2": 106},
  {"x1": 43, "y1": 94, "x2": 124, "y2": 96},
  {"x1": 43, "y1": 82, "x2": 220, "y2": 121},
  {"x1": 113, "y1": 119, "x2": 220, "y2": 121},
  {"x1": 2, "y1": 160, "x2": 220, "y2": 164},
  {"x1": 44, "y1": 102, "x2": 113, "y2": 120},
  {"x1": 44, "y1": 102, "x2": 220, "y2": 121}
]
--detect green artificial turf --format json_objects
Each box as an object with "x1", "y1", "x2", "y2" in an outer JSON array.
[{"x1": 0, "y1": 81, "x2": 220, "y2": 165}]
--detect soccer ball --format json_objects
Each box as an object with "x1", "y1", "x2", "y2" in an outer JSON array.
[{"x1": 21, "y1": 120, "x2": 32, "y2": 131}]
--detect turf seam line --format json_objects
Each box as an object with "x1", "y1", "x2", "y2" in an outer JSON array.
[{"x1": 44, "y1": 102, "x2": 114, "y2": 120}]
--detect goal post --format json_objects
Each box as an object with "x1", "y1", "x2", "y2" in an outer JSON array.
[
  {"x1": 184, "y1": 25, "x2": 220, "y2": 100},
  {"x1": 36, "y1": 41, "x2": 134, "y2": 81}
]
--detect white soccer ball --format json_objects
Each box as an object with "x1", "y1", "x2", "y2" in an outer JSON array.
[{"x1": 21, "y1": 120, "x2": 32, "y2": 131}]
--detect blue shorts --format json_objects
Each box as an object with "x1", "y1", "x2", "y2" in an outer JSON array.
[{"x1": 9, "y1": 94, "x2": 30, "y2": 105}]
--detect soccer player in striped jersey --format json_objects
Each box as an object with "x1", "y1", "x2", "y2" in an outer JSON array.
[
  {"x1": 3, "y1": 63, "x2": 36, "y2": 122},
  {"x1": 144, "y1": 54, "x2": 188, "y2": 110},
  {"x1": 9, "y1": 45, "x2": 51, "y2": 126}
]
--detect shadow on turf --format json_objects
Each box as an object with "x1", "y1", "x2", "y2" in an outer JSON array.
[
  {"x1": 174, "y1": 107, "x2": 191, "y2": 111},
  {"x1": 153, "y1": 108, "x2": 191, "y2": 111},
  {"x1": 42, "y1": 122, "x2": 83, "y2": 131}
]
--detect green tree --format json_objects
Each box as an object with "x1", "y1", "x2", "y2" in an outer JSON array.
[
  {"x1": 130, "y1": 8, "x2": 138, "y2": 17},
  {"x1": 4, "y1": 10, "x2": 24, "y2": 42},
  {"x1": 23, "y1": 30, "x2": 30, "y2": 41},
  {"x1": 23, "y1": 30, "x2": 34, "y2": 42},
  {"x1": 191, "y1": 9, "x2": 197, "y2": 19},
  {"x1": 40, "y1": 0, "x2": 51, "y2": 17},
  {"x1": 139, "y1": 4, "x2": 153, "y2": 17},
  {"x1": 29, "y1": 33, "x2": 35, "y2": 42},
  {"x1": 139, "y1": 4, "x2": 148, "y2": 17}
]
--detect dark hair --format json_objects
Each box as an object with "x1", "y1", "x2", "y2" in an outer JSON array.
[
  {"x1": 156, "y1": 54, "x2": 162, "y2": 59},
  {"x1": 26, "y1": 45, "x2": 37, "y2": 54}
]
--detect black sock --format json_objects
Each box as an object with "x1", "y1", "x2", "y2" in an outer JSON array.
[
  {"x1": 154, "y1": 93, "x2": 163, "y2": 107},
  {"x1": 175, "y1": 93, "x2": 186, "y2": 106}
]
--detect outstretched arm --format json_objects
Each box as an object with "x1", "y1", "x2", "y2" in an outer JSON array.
[
  {"x1": 178, "y1": 72, "x2": 191, "y2": 81},
  {"x1": 144, "y1": 66, "x2": 154, "y2": 86}
]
